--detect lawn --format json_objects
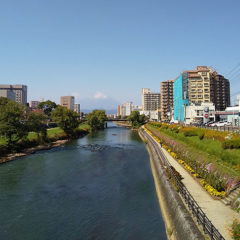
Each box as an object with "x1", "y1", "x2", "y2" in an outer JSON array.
[{"x1": 0, "y1": 123, "x2": 90, "y2": 146}]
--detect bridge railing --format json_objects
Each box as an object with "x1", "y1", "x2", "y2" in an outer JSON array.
[{"x1": 143, "y1": 129, "x2": 225, "y2": 240}]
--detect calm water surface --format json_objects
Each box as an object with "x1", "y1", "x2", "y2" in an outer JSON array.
[{"x1": 0, "y1": 123, "x2": 167, "y2": 240}]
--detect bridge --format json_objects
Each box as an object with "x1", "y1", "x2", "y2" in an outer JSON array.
[{"x1": 106, "y1": 118, "x2": 128, "y2": 122}]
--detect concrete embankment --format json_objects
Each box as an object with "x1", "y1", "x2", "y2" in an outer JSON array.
[{"x1": 139, "y1": 129, "x2": 205, "y2": 240}]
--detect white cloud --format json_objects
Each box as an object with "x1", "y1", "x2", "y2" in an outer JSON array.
[{"x1": 94, "y1": 92, "x2": 108, "y2": 99}]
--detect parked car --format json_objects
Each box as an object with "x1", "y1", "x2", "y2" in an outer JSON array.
[
  {"x1": 204, "y1": 121, "x2": 214, "y2": 126},
  {"x1": 209, "y1": 121, "x2": 218, "y2": 127},
  {"x1": 170, "y1": 120, "x2": 179, "y2": 124},
  {"x1": 217, "y1": 121, "x2": 228, "y2": 127}
]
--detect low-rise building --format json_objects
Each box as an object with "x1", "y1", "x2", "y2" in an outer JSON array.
[
  {"x1": 185, "y1": 102, "x2": 215, "y2": 125},
  {"x1": 29, "y1": 101, "x2": 40, "y2": 109},
  {"x1": 74, "y1": 104, "x2": 80, "y2": 114},
  {"x1": 215, "y1": 94, "x2": 240, "y2": 127},
  {"x1": 140, "y1": 110, "x2": 159, "y2": 121}
]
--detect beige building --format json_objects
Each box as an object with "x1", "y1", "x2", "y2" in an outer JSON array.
[
  {"x1": 60, "y1": 96, "x2": 75, "y2": 110},
  {"x1": 0, "y1": 84, "x2": 27, "y2": 105},
  {"x1": 141, "y1": 88, "x2": 160, "y2": 111},
  {"x1": 160, "y1": 80, "x2": 174, "y2": 121},
  {"x1": 186, "y1": 66, "x2": 212, "y2": 105}
]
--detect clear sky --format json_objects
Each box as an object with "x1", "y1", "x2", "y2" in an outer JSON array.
[{"x1": 0, "y1": 0, "x2": 240, "y2": 110}]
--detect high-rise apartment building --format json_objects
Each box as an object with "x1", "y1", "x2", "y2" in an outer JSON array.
[
  {"x1": 186, "y1": 66, "x2": 212, "y2": 105},
  {"x1": 0, "y1": 85, "x2": 27, "y2": 105},
  {"x1": 210, "y1": 71, "x2": 230, "y2": 111},
  {"x1": 173, "y1": 66, "x2": 230, "y2": 122},
  {"x1": 117, "y1": 105, "x2": 122, "y2": 116},
  {"x1": 173, "y1": 73, "x2": 189, "y2": 122},
  {"x1": 121, "y1": 102, "x2": 133, "y2": 116},
  {"x1": 141, "y1": 88, "x2": 160, "y2": 111},
  {"x1": 142, "y1": 88, "x2": 150, "y2": 110},
  {"x1": 60, "y1": 96, "x2": 75, "y2": 110},
  {"x1": 160, "y1": 80, "x2": 174, "y2": 121},
  {"x1": 0, "y1": 89, "x2": 15, "y2": 101}
]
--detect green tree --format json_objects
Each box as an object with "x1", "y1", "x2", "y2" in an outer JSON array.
[
  {"x1": 86, "y1": 110, "x2": 107, "y2": 131},
  {"x1": 38, "y1": 100, "x2": 57, "y2": 117},
  {"x1": 52, "y1": 106, "x2": 80, "y2": 137},
  {"x1": 0, "y1": 97, "x2": 28, "y2": 147},
  {"x1": 127, "y1": 111, "x2": 146, "y2": 128},
  {"x1": 27, "y1": 112, "x2": 48, "y2": 141}
]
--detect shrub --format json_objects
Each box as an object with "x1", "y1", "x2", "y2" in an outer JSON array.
[
  {"x1": 198, "y1": 131, "x2": 205, "y2": 140},
  {"x1": 184, "y1": 129, "x2": 198, "y2": 137},
  {"x1": 231, "y1": 218, "x2": 240, "y2": 240},
  {"x1": 0, "y1": 144, "x2": 8, "y2": 156},
  {"x1": 222, "y1": 138, "x2": 240, "y2": 149}
]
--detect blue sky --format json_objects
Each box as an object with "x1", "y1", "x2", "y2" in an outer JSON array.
[{"x1": 0, "y1": 0, "x2": 240, "y2": 109}]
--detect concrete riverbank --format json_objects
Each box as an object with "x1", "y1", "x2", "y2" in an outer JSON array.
[{"x1": 139, "y1": 128, "x2": 205, "y2": 240}]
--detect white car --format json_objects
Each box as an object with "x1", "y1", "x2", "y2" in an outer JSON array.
[{"x1": 215, "y1": 121, "x2": 229, "y2": 127}]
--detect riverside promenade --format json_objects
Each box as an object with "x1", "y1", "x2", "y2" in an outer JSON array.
[{"x1": 145, "y1": 129, "x2": 240, "y2": 240}]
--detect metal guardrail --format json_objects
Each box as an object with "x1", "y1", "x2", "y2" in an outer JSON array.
[
  {"x1": 199, "y1": 125, "x2": 240, "y2": 133},
  {"x1": 142, "y1": 129, "x2": 225, "y2": 240}
]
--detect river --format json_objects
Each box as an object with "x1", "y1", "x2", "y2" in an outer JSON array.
[{"x1": 0, "y1": 123, "x2": 167, "y2": 240}]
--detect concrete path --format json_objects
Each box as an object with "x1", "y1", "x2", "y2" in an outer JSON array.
[{"x1": 151, "y1": 135, "x2": 239, "y2": 240}]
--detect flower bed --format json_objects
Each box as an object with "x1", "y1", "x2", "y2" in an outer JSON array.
[{"x1": 144, "y1": 123, "x2": 240, "y2": 198}]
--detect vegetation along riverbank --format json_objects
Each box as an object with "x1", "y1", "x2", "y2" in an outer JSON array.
[
  {"x1": 0, "y1": 97, "x2": 107, "y2": 162},
  {"x1": 145, "y1": 122, "x2": 240, "y2": 239}
]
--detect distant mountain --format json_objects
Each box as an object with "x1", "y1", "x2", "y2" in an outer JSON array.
[
  {"x1": 81, "y1": 109, "x2": 117, "y2": 114},
  {"x1": 77, "y1": 97, "x2": 120, "y2": 114}
]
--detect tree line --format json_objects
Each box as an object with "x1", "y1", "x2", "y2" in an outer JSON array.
[{"x1": 0, "y1": 97, "x2": 107, "y2": 153}]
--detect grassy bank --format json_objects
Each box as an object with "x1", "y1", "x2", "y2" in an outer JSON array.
[
  {"x1": 0, "y1": 123, "x2": 90, "y2": 157},
  {"x1": 145, "y1": 122, "x2": 240, "y2": 196}
]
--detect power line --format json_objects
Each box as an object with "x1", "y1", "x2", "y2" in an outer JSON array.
[
  {"x1": 226, "y1": 62, "x2": 240, "y2": 78},
  {"x1": 228, "y1": 68, "x2": 240, "y2": 80}
]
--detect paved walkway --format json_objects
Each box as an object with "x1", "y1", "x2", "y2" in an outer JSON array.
[{"x1": 151, "y1": 135, "x2": 239, "y2": 240}]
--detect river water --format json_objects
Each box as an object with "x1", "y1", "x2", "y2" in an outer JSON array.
[{"x1": 0, "y1": 123, "x2": 167, "y2": 240}]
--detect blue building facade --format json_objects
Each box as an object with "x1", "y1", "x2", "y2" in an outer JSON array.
[{"x1": 173, "y1": 72, "x2": 189, "y2": 122}]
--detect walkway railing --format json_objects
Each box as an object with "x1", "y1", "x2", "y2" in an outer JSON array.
[
  {"x1": 199, "y1": 125, "x2": 239, "y2": 133},
  {"x1": 142, "y1": 129, "x2": 225, "y2": 240}
]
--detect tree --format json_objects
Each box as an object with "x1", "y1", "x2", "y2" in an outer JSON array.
[
  {"x1": 51, "y1": 106, "x2": 80, "y2": 137},
  {"x1": 0, "y1": 97, "x2": 28, "y2": 147},
  {"x1": 38, "y1": 100, "x2": 57, "y2": 117},
  {"x1": 86, "y1": 110, "x2": 107, "y2": 131},
  {"x1": 27, "y1": 112, "x2": 48, "y2": 141},
  {"x1": 127, "y1": 111, "x2": 146, "y2": 128}
]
